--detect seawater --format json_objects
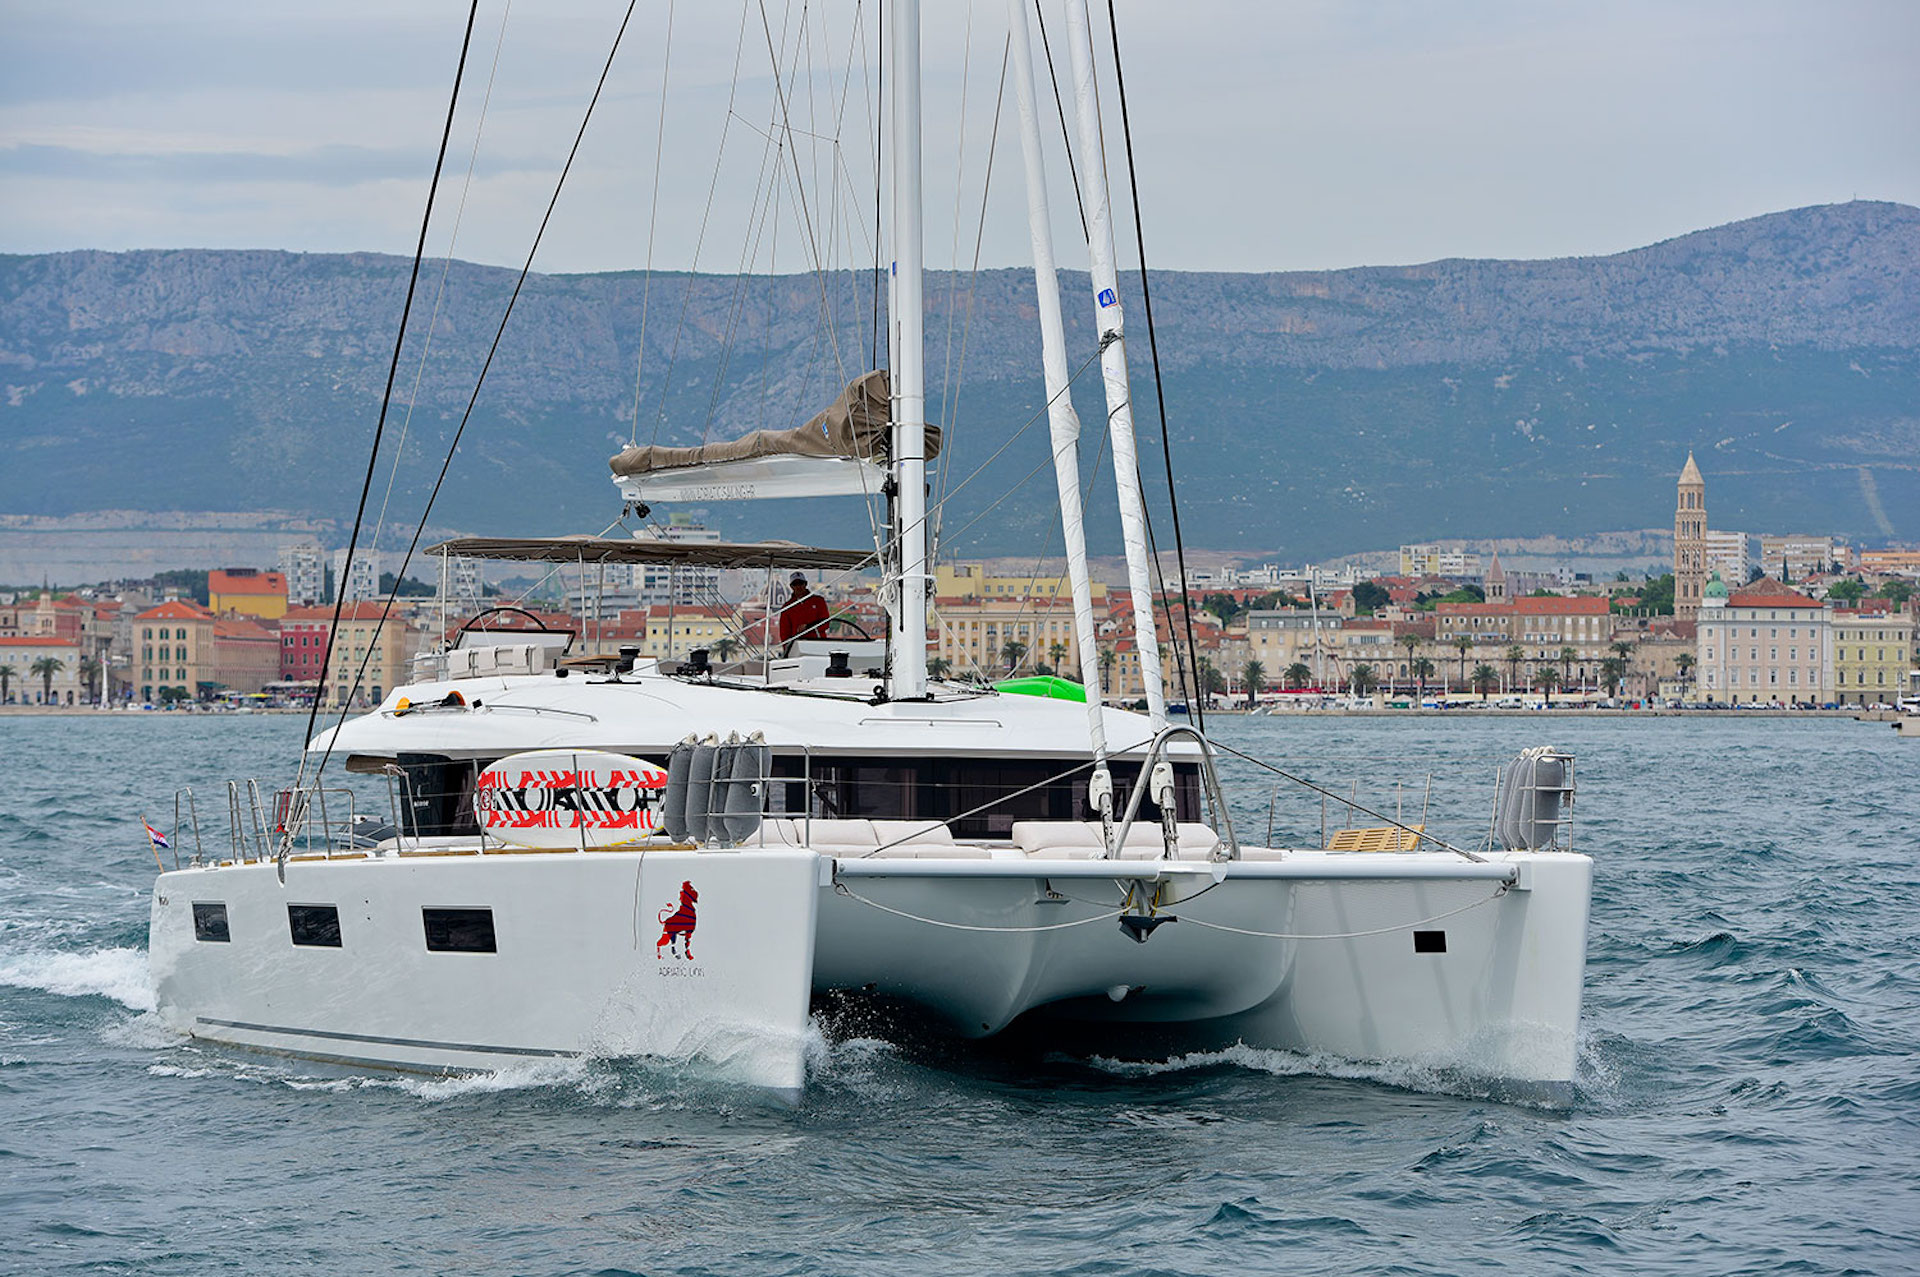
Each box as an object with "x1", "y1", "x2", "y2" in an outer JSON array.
[{"x1": 1, "y1": 713, "x2": 1916, "y2": 1275}]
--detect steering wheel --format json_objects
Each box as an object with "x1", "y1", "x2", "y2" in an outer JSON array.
[{"x1": 822, "y1": 615, "x2": 874, "y2": 641}]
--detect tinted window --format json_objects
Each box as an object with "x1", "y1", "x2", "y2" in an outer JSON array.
[
  {"x1": 288, "y1": 904, "x2": 342, "y2": 947},
  {"x1": 192, "y1": 902, "x2": 230, "y2": 943},
  {"x1": 1413, "y1": 930, "x2": 1447, "y2": 954},
  {"x1": 423, "y1": 907, "x2": 496, "y2": 954}
]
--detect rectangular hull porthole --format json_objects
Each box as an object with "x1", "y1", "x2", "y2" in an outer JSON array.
[{"x1": 1413, "y1": 930, "x2": 1447, "y2": 954}]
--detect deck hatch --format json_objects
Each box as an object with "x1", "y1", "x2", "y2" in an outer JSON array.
[
  {"x1": 423, "y1": 907, "x2": 497, "y2": 954},
  {"x1": 191, "y1": 902, "x2": 230, "y2": 943},
  {"x1": 288, "y1": 904, "x2": 343, "y2": 948}
]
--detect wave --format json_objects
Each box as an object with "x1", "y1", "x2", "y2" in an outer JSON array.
[
  {"x1": 0, "y1": 945, "x2": 153, "y2": 1012},
  {"x1": 1081, "y1": 1041, "x2": 1586, "y2": 1109}
]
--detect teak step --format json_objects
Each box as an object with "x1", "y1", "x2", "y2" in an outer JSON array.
[{"x1": 1327, "y1": 824, "x2": 1423, "y2": 852}]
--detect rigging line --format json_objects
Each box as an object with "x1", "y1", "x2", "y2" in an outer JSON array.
[
  {"x1": 870, "y1": 0, "x2": 882, "y2": 371},
  {"x1": 756, "y1": 0, "x2": 853, "y2": 395},
  {"x1": 932, "y1": 35, "x2": 1009, "y2": 558},
  {"x1": 294, "y1": 0, "x2": 479, "y2": 783},
  {"x1": 372, "y1": 0, "x2": 513, "y2": 569},
  {"x1": 1106, "y1": 0, "x2": 1204, "y2": 732},
  {"x1": 1205, "y1": 737, "x2": 1487, "y2": 862},
  {"x1": 649, "y1": 0, "x2": 755, "y2": 448},
  {"x1": 309, "y1": 0, "x2": 643, "y2": 779},
  {"x1": 698, "y1": 99, "x2": 788, "y2": 445},
  {"x1": 1181, "y1": 886, "x2": 1513, "y2": 942},
  {"x1": 936, "y1": 1, "x2": 976, "y2": 450},
  {"x1": 628, "y1": 0, "x2": 676, "y2": 446},
  {"x1": 1032, "y1": 0, "x2": 1088, "y2": 241}
]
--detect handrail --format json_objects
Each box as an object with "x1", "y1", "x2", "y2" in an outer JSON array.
[{"x1": 1109, "y1": 724, "x2": 1240, "y2": 862}]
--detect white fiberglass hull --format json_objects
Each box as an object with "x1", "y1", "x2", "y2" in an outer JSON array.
[{"x1": 151, "y1": 846, "x2": 1589, "y2": 1095}]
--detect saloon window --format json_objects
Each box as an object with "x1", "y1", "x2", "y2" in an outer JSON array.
[
  {"x1": 192, "y1": 902, "x2": 231, "y2": 943},
  {"x1": 423, "y1": 907, "x2": 497, "y2": 954},
  {"x1": 288, "y1": 904, "x2": 342, "y2": 948}
]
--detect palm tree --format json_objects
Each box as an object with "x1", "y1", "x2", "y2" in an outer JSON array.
[
  {"x1": 1284, "y1": 661, "x2": 1312, "y2": 690},
  {"x1": 927, "y1": 656, "x2": 952, "y2": 680},
  {"x1": 712, "y1": 635, "x2": 739, "y2": 663},
  {"x1": 1471, "y1": 663, "x2": 1499, "y2": 700},
  {"x1": 0, "y1": 664, "x2": 13, "y2": 703},
  {"x1": 1504, "y1": 643, "x2": 1524, "y2": 692},
  {"x1": 1558, "y1": 644, "x2": 1577, "y2": 693},
  {"x1": 1399, "y1": 633, "x2": 1421, "y2": 694},
  {"x1": 1098, "y1": 647, "x2": 1117, "y2": 695},
  {"x1": 1609, "y1": 638, "x2": 1636, "y2": 695},
  {"x1": 78, "y1": 656, "x2": 102, "y2": 704},
  {"x1": 1533, "y1": 663, "x2": 1561, "y2": 707},
  {"x1": 1452, "y1": 635, "x2": 1473, "y2": 692},
  {"x1": 1350, "y1": 663, "x2": 1379, "y2": 696},
  {"x1": 1000, "y1": 640, "x2": 1028, "y2": 674},
  {"x1": 1048, "y1": 641, "x2": 1068, "y2": 671},
  {"x1": 1675, "y1": 651, "x2": 1695, "y2": 686},
  {"x1": 30, "y1": 655, "x2": 65, "y2": 704},
  {"x1": 1600, "y1": 656, "x2": 1627, "y2": 697},
  {"x1": 1411, "y1": 656, "x2": 1436, "y2": 703},
  {"x1": 1242, "y1": 660, "x2": 1266, "y2": 707}
]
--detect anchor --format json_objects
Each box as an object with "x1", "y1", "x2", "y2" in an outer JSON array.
[{"x1": 1118, "y1": 913, "x2": 1177, "y2": 944}]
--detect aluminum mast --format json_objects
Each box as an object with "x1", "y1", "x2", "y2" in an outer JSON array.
[
  {"x1": 887, "y1": 0, "x2": 930, "y2": 700},
  {"x1": 1062, "y1": 0, "x2": 1165, "y2": 729}
]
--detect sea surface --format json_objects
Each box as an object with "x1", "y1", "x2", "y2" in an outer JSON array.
[{"x1": 1, "y1": 713, "x2": 1916, "y2": 1275}]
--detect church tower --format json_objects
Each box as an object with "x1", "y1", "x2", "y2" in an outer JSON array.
[
  {"x1": 1484, "y1": 550, "x2": 1507, "y2": 603},
  {"x1": 1674, "y1": 453, "x2": 1707, "y2": 619}
]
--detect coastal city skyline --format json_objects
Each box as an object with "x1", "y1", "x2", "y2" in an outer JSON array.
[{"x1": 5, "y1": 455, "x2": 1914, "y2": 712}]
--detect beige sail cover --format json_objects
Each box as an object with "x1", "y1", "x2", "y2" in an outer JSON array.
[{"x1": 608, "y1": 369, "x2": 941, "y2": 477}]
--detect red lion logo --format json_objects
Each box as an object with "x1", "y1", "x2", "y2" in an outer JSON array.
[{"x1": 656, "y1": 880, "x2": 699, "y2": 959}]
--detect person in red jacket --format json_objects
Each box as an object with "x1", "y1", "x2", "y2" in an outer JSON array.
[{"x1": 777, "y1": 573, "x2": 830, "y2": 648}]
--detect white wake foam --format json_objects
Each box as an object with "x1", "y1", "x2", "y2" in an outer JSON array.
[{"x1": 0, "y1": 946, "x2": 154, "y2": 1012}]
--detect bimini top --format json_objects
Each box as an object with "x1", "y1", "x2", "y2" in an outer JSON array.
[
  {"x1": 424, "y1": 535, "x2": 876, "y2": 572},
  {"x1": 607, "y1": 369, "x2": 941, "y2": 479}
]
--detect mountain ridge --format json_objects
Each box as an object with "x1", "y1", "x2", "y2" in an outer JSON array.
[{"x1": 2, "y1": 200, "x2": 1915, "y2": 557}]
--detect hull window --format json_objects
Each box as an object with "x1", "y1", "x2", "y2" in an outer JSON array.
[
  {"x1": 288, "y1": 904, "x2": 343, "y2": 948},
  {"x1": 1414, "y1": 930, "x2": 1447, "y2": 954},
  {"x1": 423, "y1": 907, "x2": 497, "y2": 954},
  {"x1": 191, "y1": 902, "x2": 230, "y2": 943}
]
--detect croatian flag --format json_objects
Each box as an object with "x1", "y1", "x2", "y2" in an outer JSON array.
[{"x1": 143, "y1": 820, "x2": 170, "y2": 851}]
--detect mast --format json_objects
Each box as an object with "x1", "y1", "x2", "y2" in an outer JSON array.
[
  {"x1": 887, "y1": 0, "x2": 929, "y2": 700},
  {"x1": 1062, "y1": 0, "x2": 1165, "y2": 729},
  {"x1": 1009, "y1": 0, "x2": 1111, "y2": 788}
]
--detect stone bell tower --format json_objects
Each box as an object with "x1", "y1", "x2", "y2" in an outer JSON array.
[{"x1": 1674, "y1": 453, "x2": 1707, "y2": 619}]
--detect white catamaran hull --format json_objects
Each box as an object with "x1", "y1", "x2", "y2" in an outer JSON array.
[{"x1": 150, "y1": 846, "x2": 1589, "y2": 1095}]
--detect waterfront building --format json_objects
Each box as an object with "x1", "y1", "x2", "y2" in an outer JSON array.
[
  {"x1": 279, "y1": 542, "x2": 326, "y2": 607},
  {"x1": 134, "y1": 600, "x2": 217, "y2": 703},
  {"x1": 279, "y1": 603, "x2": 412, "y2": 708},
  {"x1": 1830, "y1": 607, "x2": 1916, "y2": 706},
  {"x1": 935, "y1": 595, "x2": 1082, "y2": 682},
  {"x1": 1399, "y1": 545, "x2": 1483, "y2": 579},
  {"x1": 212, "y1": 616, "x2": 282, "y2": 695},
  {"x1": 1246, "y1": 610, "x2": 1342, "y2": 687},
  {"x1": 1695, "y1": 577, "x2": 1832, "y2": 704},
  {"x1": 1675, "y1": 453, "x2": 1708, "y2": 619},
  {"x1": 208, "y1": 568, "x2": 289, "y2": 621},
  {"x1": 0, "y1": 635, "x2": 83, "y2": 705},
  {"x1": 1851, "y1": 547, "x2": 1920, "y2": 578},
  {"x1": 331, "y1": 549, "x2": 381, "y2": 603},
  {"x1": 1702, "y1": 530, "x2": 1753, "y2": 585},
  {"x1": 1760, "y1": 535, "x2": 1839, "y2": 581}
]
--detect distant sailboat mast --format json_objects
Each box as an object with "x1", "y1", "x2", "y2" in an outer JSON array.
[
  {"x1": 1062, "y1": 0, "x2": 1165, "y2": 730},
  {"x1": 888, "y1": 0, "x2": 930, "y2": 701}
]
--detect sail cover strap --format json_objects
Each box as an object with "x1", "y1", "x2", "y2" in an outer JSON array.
[{"x1": 608, "y1": 369, "x2": 941, "y2": 477}]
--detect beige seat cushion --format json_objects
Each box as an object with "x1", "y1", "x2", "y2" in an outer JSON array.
[{"x1": 870, "y1": 820, "x2": 954, "y2": 846}]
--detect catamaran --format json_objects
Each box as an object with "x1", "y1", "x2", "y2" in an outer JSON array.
[{"x1": 148, "y1": 0, "x2": 1591, "y2": 1101}]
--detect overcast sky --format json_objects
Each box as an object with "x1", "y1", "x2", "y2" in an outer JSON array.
[{"x1": 2, "y1": 0, "x2": 1915, "y2": 275}]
